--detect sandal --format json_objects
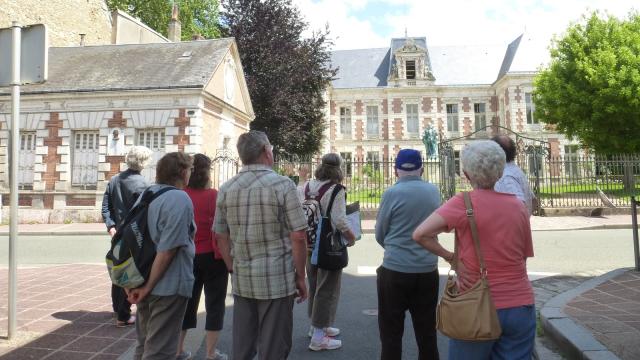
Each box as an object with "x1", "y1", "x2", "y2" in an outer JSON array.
[{"x1": 116, "y1": 315, "x2": 136, "y2": 328}]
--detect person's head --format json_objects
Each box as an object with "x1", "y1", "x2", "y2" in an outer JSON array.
[
  {"x1": 461, "y1": 140, "x2": 505, "y2": 189},
  {"x1": 187, "y1": 153, "x2": 212, "y2": 189},
  {"x1": 156, "y1": 152, "x2": 193, "y2": 189},
  {"x1": 237, "y1": 130, "x2": 273, "y2": 166},
  {"x1": 394, "y1": 149, "x2": 423, "y2": 178},
  {"x1": 491, "y1": 134, "x2": 516, "y2": 163},
  {"x1": 126, "y1": 146, "x2": 153, "y2": 172},
  {"x1": 314, "y1": 153, "x2": 344, "y2": 183}
]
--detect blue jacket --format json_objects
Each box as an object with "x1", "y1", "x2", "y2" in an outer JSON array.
[{"x1": 375, "y1": 175, "x2": 441, "y2": 273}]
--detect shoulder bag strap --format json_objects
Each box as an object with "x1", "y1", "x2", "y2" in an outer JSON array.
[
  {"x1": 325, "y1": 184, "x2": 343, "y2": 221},
  {"x1": 462, "y1": 191, "x2": 487, "y2": 276}
]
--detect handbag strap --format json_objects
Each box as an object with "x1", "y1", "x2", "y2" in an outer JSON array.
[
  {"x1": 325, "y1": 184, "x2": 343, "y2": 221},
  {"x1": 462, "y1": 191, "x2": 487, "y2": 275}
]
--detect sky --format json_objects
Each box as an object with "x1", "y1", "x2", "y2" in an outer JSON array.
[{"x1": 292, "y1": 0, "x2": 639, "y2": 50}]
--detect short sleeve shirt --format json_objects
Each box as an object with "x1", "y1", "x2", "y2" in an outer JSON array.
[
  {"x1": 146, "y1": 185, "x2": 196, "y2": 298},
  {"x1": 495, "y1": 162, "x2": 534, "y2": 215},
  {"x1": 436, "y1": 190, "x2": 534, "y2": 309},
  {"x1": 214, "y1": 164, "x2": 307, "y2": 300}
]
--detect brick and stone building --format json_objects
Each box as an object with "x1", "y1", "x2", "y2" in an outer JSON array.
[
  {"x1": 0, "y1": 38, "x2": 253, "y2": 222},
  {"x1": 323, "y1": 34, "x2": 578, "y2": 169}
]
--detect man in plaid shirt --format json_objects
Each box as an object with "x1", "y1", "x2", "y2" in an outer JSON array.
[{"x1": 214, "y1": 130, "x2": 308, "y2": 359}]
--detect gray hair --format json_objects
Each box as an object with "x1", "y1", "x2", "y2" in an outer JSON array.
[
  {"x1": 314, "y1": 153, "x2": 344, "y2": 182},
  {"x1": 237, "y1": 130, "x2": 269, "y2": 165},
  {"x1": 461, "y1": 140, "x2": 505, "y2": 189},
  {"x1": 396, "y1": 168, "x2": 422, "y2": 177},
  {"x1": 126, "y1": 146, "x2": 153, "y2": 171}
]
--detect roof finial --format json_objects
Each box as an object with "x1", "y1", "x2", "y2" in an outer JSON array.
[
  {"x1": 171, "y1": 3, "x2": 179, "y2": 21},
  {"x1": 404, "y1": 27, "x2": 408, "y2": 38}
]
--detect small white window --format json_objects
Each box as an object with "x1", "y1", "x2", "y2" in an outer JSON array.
[
  {"x1": 366, "y1": 106, "x2": 379, "y2": 138},
  {"x1": 446, "y1": 104, "x2": 459, "y2": 132},
  {"x1": 340, "y1": 107, "x2": 351, "y2": 136},
  {"x1": 474, "y1": 103, "x2": 486, "y2": 130},
  {"x1": 19, "y1": 132, "x2": 36, "y2": 189},
  {"x1": 339, "y1": 152, "x2": 352, "y2": 177},
  {"x1": 137, "y1": 129, "x2": 166, "y2": 183},
  {"x1": 525, "y1": 93, "x2": 538, "y2": 124}
]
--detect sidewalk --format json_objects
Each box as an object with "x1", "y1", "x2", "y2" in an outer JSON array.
[{"x1": 0, "y1": 215, "x2": 637, "y2": 359}]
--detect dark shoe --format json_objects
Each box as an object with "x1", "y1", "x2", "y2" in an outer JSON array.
[{"x1": 116, "y1": 315, "x2": 135, "y2": 328}]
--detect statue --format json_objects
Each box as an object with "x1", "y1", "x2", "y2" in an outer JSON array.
[{"x1": 422, "y1": 125, "x2": 438, "y2": 159}]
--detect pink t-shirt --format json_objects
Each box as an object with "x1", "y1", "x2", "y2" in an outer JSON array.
[{"x1": 436, "y1": 189, "x2": 534, "y2": 309}]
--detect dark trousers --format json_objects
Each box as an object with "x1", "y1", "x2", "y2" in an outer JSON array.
[
  {"x1": 112, "y1": 284, "x2": 132, "y2": 322},
  {"x1": 232, "y1": 294, "x2": 295, "y2": 360},
  {"x1": 182, "y1": 254, "x2": 229, "y2": 331},
  {"x1": 377, "y1": 266, "x2": 440, "y2": 360}
]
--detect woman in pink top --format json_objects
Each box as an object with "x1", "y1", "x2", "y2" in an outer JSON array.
[
  {"x1": 177, "y1": 154, "x2": 229, "y2": 360},
  {"x1": 413, "y1": 140, "x2": 535, "y2": 360}
]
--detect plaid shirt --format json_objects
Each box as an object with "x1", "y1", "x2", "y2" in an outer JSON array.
[{"x1": 214, "y1": 164, "x2": 306, "y2": 299}]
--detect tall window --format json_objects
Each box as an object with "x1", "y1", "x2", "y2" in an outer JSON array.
[
  {"x1": 528, "y1": 145, "x2": 545, "y2": 177},
  {"x1": 339, "y1": 107, "x2": 351, "y2": 136},
  {"x1": 446, "y1": 104, "x2": 459, "y2": 132},
  {"x1": 474, "y1": 103, "x2": 486, "y2": 130},
  {"x1": 72, "y1": 131, "x2": 99, "y2": 188},
  {"x1": 366, "y1": 151, "x2": 380, "y2": 171},
  {"x1": 406, "y1": 104, "x2": 419, "y2": 136},
  {"x1": 525, "y1": 92, "x2": 538, "y2": 124},
  {"x1": 340, "y1": 152, "x2": 352, "y2": 177},
  {"x1": 405, "y1": 60, "x2": 416, "y2": 79},
  {"x1": 19, "y1": 132, "x2": 36, "y2": 189},
  {"x1": 564, "y1": 145, "x2": 580, "y2": 178},
  {"x1": 366, "y1": 106, "x2": 379, "y2": 138},
  {"x1": 137, "y1": 129, "x2": 166, "y2": 183}
]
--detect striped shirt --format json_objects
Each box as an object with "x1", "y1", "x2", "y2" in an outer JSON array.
[{"x1": 214, "y1": 164, "x2": 307, "y2": 299}]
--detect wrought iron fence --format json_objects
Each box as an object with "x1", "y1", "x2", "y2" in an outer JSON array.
[{"x1": 211, "y1": 154, "x2": 640, "y2": 211}]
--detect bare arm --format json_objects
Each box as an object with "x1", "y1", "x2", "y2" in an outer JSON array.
[
  {"x1": 412, "y1": 213, "x2": 454, "y2": 262},
  {"x1": 127, "y1": 248, "x2": 177, "y2": 304},
  {"x1": 216, "y1": 232, "x2": 233, "y2": 272},
  {"x1": 290, "y1": 229, "x2": 308, "y2": 303}
]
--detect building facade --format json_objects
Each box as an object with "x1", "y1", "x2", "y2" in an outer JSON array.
[
  {"x1": 323, "y1": 35, "x2": 577, "y2": 172},
  {"x1": 0, "y1": 38, "x2": 253, "y2": 222}
]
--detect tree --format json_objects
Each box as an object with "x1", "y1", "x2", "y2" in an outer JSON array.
[
  {"x1": 534, "y1": 11, "x2": 640, "y2": 154},
  {"x1": 106, "y1": 0, "x2": 220, "y2": 40},
  {"x1": 221, "y1": 0, "x2": 336, "y2": 157}
]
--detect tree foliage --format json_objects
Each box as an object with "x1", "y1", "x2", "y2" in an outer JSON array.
[
  {"x1": 534, "y1": 11, "x2": 640, "y2": 154},
  {"x1": 106, "y1": 0, "x2": 220, "y2": 40},
  {"x1": 221, "y1": 0, "x2": 336, "y2": 157}
]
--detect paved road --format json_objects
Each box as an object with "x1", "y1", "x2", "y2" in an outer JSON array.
[{"x1": 0, "y1": 229, "x2": 635, "y2": 359}]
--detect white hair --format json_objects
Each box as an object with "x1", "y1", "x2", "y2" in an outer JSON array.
[
  {"x1": 461, "y1": 141, "x2": 505, "y2": 189},
  {"x1": 396, "y1": 168, "x2": 422, "y2": 177},
  {"x1": 126, "y1": 146, "x2": 153, "y2": 171}
]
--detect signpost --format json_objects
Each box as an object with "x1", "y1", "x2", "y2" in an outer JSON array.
[{"x1": 0, "y1": 22, "x2": 47, "y2": 340}]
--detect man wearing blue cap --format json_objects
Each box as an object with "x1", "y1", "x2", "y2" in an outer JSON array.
[{"x1": 375, "y1": 149, "x2": 441, "y2": 360}]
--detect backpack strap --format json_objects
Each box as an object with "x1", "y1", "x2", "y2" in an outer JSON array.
[
  {"x1": 119, "y1": 186, "x2": 177, "y2": 228},
  {"x1": 305, "y1": 182, "x2": 334, "y2": 201}
]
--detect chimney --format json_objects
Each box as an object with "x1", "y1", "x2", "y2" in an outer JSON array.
[
  {"x1": 79, "y1": 33, "x2": 86, "y2": 46},
  {"x1": 168, "y1": 4, "x2": 181, "y2": 42}
]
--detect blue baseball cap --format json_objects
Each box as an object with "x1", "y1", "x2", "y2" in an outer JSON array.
[{"x1": 395, "y1": 149, "x2": 423, "y2": 170}]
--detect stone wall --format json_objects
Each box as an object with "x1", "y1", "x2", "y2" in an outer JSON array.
[{"x1": 0, "y1": 0, "x2": 112, "y2": 47}]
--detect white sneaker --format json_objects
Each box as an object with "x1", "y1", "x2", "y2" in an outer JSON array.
[
  {"x1": 307, "y1": 326, "x2": 340, "y2": 337},
  {"x1": 309, "y1": 336, "x2": 342, "y2": 351}
]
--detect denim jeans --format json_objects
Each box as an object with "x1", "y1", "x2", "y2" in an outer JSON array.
[{"x1": 448, "y1": 304, "x2": 536, "y2": 360}]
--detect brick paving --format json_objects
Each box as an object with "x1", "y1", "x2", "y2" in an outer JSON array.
[
  {"x1": 564, "y1": 270, "x2": 640, "y2": 360},
  {"x1": 0, "y1": 265, "x2": 135, "y2": 359}
]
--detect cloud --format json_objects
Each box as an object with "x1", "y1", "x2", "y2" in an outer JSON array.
[{"x1": 293, "y1": 0, "x2": 639, "y2": 50}]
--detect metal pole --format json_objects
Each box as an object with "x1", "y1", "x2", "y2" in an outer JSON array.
[
  {"x1": 8, "y1": 21, "x2": 21, "y2": 340},
  {"x1": 632, "y1": 196, "x2": 640, "y2": 272}
]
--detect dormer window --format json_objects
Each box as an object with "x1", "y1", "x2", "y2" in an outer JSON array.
[{"x1": 406, "y1": 60, "x2": 416, "y2": 79}]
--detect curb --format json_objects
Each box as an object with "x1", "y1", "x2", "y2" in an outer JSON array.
[
  {"x1": 0, "y1": 231, "x2": 106, "y2": 236},
  {"x1": 540, "y1": 268, "x2": 627, "y2": 360}
]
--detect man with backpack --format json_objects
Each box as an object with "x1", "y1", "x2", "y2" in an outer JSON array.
[
  {"x1": 214, "y1": 131, "x2": 308, "y2": 360},
  {"x1": 101, "y1": 145, "x2": 152, "y2": 327},
  {"x1": 126, "y1": 152, "x2": 196, "y2": 360}
]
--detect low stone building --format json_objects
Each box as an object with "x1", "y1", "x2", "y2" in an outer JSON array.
[{"x1": 0, "y1": 38, "x2": 254, "y2": 223}]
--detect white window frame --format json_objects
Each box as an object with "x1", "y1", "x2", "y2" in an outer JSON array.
[
  {"x1": 72, "y1": 131, "x2": 99, "y2": 189},
  {"x1": 339, "y1": 107, "x2": 352, "y2": 136},
  {"x1": 366, "y1": 106, "x2": 379, "y2": 138},
  {"x1": 137, "y1": 129, "x2": 166, "y2": 183},
  {"x1": 340, "y1": 152, "x2": 352, "y2": 177},
  {"x1": 19, "y1": 132, "x2": 36, "y2": 189},
  {"x1": 366, "y1": 151, "x2": 380, "y2": 171},
  {"x1": 406, "y1": 104, "x2": 419, "y2": 137},
  {"x1": 474, "y1": 103, "x2": 486, "y2": 130},
  {"x1": 525, "y1": 92, "x2": 538, "y2": 124},
  {"x1": 446, "y1": 104, "x2": 459, "y2": 132}
]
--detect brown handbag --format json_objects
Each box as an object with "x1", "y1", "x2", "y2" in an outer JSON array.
[{"x1": 436, "y1": 192, "x2": 502, "y2": 341}]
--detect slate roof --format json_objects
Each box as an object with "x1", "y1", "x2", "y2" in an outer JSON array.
[
  {"x1": 1, "y1": 38, "x2": 234, "y2": 95},
  {"x1": 330, "y1": 34, "x2": 548, "y2": 89}
]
